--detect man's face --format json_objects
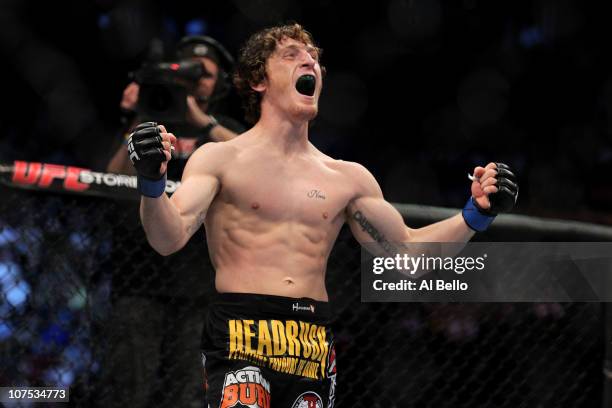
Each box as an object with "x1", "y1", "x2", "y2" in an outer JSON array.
[
  {"x1": 193, "y1": 57, "x2": 219, "y2": 101},
  {"x1": 259, "y1": 37, "x2": 323, "y2": 122}
]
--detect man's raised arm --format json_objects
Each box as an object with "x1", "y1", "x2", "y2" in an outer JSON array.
[
  {"x1": 127, "y1": 122, "x2": 228, "y2": 256},
  {"x1": 345, "y1": 161, "x2": 519, "y2": 257}
]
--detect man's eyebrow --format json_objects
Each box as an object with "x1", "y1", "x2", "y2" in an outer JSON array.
[
  {"x1": 279, "y1": 44, "x2": 318, "y2": 54},
  {"x1": 305, "y1": 45, "x2": 319, "y2": 54},
  {"x1": 278, "y1": 44, "x2": 301, "y2": 51}
]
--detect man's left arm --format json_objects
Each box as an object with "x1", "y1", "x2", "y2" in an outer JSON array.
[{"x1": 345, "y1": 161, "x2": 518, "y2": 255}]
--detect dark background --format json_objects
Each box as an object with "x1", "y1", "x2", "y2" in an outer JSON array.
[
  {"x1": 0, "y1": 2, "x2": 610, "y2": 406},
  {"x1": 1, "y1": 0, "x2": 611, "y2": 221}
]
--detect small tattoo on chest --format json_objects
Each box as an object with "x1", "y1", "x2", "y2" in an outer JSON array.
[{"x1": 307, "y1": 189, "x2": 326, "y2": 200}]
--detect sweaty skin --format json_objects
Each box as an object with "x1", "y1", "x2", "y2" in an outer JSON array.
[{"x1": 139, "y1": 37, "x2": 493, "y2": 301}]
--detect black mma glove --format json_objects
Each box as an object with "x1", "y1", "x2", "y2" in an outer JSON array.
[
  {"x1": 462, "y1": 162, "x2": 519, "y2": 232},
  {"x1": 126, "y1": 122, "x2": 168, "y2": 198}
]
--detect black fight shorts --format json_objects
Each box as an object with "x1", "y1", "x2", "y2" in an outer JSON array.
[{"x1": 201, "y1": 293, "x2": 337, "y2": 408}]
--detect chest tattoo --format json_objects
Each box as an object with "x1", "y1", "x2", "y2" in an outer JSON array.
[{"x1": 307, "y1": 189, "x2": 326, "y2": 200}]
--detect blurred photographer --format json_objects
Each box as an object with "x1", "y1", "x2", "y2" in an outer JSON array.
[
  {"x1": 107, "y1": 35, "x2": 244, "y2": 176},
  {"x1": 100, "y1": 36, "x2": 243, "y2": 408}
]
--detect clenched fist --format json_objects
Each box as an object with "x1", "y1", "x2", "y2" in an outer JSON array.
[
  {"x1": 463, "y1": 162, "x2": 519, "y2": 232},
  {"x1": 127, "y1": 122, "x2": 177, "y2": 197}
]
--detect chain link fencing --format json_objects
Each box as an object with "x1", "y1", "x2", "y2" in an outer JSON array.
[{"x1": 0, "y1": 162, "x2": 608, "y2": 407}]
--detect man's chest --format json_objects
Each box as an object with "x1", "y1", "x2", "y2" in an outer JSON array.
[{"x1": 219, "y1": 161, "x2": 352, "y2": 224}]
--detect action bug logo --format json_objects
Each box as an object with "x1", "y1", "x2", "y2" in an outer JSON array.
[{"x1": 219, "y1": 366, "x2": 270, "y2": 408}]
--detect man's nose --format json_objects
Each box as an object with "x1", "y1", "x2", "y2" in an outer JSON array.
[{"x1": 299, "y1": 51, "x2": 316, "y2": 67}]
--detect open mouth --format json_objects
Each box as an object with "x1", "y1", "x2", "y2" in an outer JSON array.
[{"x1": 295, "y1": 74, "x2": 316, "y2": 96}]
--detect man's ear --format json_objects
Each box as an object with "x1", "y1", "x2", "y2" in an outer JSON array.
[{"x1": 251, "y1": 80, "x2": 266, "y2": 93}]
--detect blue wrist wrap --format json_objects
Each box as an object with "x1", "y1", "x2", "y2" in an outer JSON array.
[
  {"x1": 462, "y1": 197, "x2": 495, "y2": 232},
  {"x1": 137, "y1": 174, "x2": 167, "y2": 198}
]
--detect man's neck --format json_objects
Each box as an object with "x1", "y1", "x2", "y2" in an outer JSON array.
[{"x1": 252, "y1": 108, "x2": 311, "y2": 155}]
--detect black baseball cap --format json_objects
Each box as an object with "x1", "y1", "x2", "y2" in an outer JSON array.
[{"x1": 175, "y1": 35, "x2": 234, "y2": 72}]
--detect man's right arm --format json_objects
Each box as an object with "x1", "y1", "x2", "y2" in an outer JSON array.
[
  {"x1": 126, "y1": 121, "x2": 230, "y2": 255},
  {"x1": 139, "y1": 142, "x2": 228, "y2": 256}
]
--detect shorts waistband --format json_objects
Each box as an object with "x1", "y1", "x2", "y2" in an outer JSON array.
[{"x1": 212, "y1": 292, "x2": 331, "y2": 322}]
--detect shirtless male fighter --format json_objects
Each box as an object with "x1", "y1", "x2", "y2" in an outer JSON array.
[{"x1": 126, "y1": 23, "x2": 518, "y2": 408}]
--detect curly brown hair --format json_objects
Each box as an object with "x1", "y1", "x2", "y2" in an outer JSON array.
[{"x1": 234, "y1": 23, "x2": 324, "y2": 124}]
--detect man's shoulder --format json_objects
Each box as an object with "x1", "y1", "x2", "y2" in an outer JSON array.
[
  {"x1": 323, "y1": 157, "x2": 373, "y2": 180},
  {"x1": 187, "y1": 131, "x2": 260, "y2": 168},
  {"x1": 183, "y1": 140, "x2": 241, "y2": 176},
  {"x1": 323, "y1": 158, "x2": 381, "y2": 198},
  {"x1": 191, "y1": 140, "x2": 239, "y2": 160}
]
